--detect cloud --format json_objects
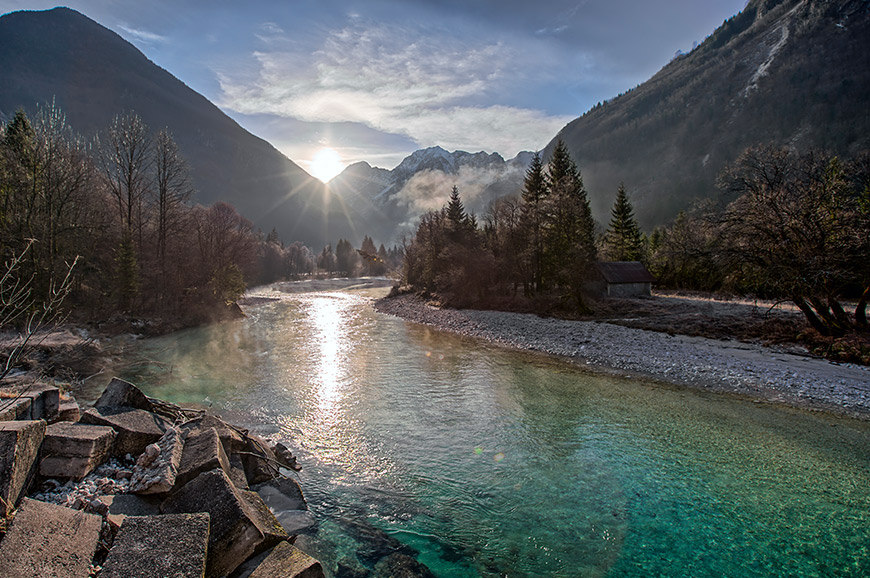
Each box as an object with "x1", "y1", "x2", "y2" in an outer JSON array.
[
  {"x1": 217, "y1": 20, "x2": 573, "y2": 157},
  {"x1": 117, "y1": 24, "x2": 166, "y2": 44}
]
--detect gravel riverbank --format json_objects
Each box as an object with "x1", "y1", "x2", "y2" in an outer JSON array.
[{"x1": 375, "y1": 294, "x2": 870, "y2": 420}]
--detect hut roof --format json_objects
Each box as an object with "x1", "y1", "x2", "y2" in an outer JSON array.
[{"x1": 595, "y1": 261, "x2": 656, "y2": 284}]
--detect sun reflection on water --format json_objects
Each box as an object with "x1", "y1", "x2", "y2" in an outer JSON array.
[{"x1": 307, "y1": 292, "x2": 352, "y2": 413}]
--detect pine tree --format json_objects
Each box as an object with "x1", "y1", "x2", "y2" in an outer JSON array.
[
  {"x1": 521, "y1": 153, "x2": 547, "y2": 292},
  {"x1": 605, "y1": 183, "x2": 644, "y2": 261},
  {"x1": 446, "y1": 185, "x2": 467, "y2": 226}
]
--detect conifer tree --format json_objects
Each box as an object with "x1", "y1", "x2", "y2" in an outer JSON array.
[
  {"x1": 521, "y1": 153, "x2": 547, "y2": 292},
  {"x1": 446, "y1": 185, "x2": 467, "y2": 226},
  {"x1": 605, "y1": 183, "x2": 644, "y2": 261}
]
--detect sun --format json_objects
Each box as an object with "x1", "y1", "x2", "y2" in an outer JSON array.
[{"x1": 308, "y1": 147, "x2": 345, "y2": 183}]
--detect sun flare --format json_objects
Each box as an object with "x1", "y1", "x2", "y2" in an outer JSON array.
[{"x1": 309, "y1": 147, "x2": 345, "y2": 183}]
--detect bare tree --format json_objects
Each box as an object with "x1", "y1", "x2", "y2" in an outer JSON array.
[{"x1": 153, "y1": 129, "x2": 193, "y2": 299}]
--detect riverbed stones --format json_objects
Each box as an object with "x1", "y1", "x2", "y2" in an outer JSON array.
[
  {"x1": 129, "y1": 426, "x2": 184, "y2": 494},
  {"x1": 94, "y1": 377, "x2": 155, "y2": 412},
  {"x1": 80, "y1": 406, "x2": 170, "y2": 456},
  {"x1": 0, "y1": 419, "x2": 45, "y2": 516},
  {"x1": 246, "y1": 541, "x2": 325, "y2": 578},
  {"x1": 372, "y1": 553, "x2": 438, "y2": 578},
  {"x1": 162, "y1": 468, "x2": 286, "y2": 578},
  {"x1": 100, "y1": 513, "x2": 210, "y2": 578},
  {"x1": 0, "y1": 497, "x2": 102, "y2": 578},
  {"x1": 177, "y1": 426, "x2": 231, "y2": 487},
  {"x1": 39, "y1": 422, "x2": 116, "y2": 479}
]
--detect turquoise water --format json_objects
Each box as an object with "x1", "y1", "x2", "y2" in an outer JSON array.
[{"x1": 121, "y1": 287, "x2": 870, "y2": 577}]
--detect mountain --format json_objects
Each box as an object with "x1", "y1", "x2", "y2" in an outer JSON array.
[
  {"x1": 546, "y1": 0, "x2": 870, "y2": 230},
  {"x1": 327, "y1": 146, "x2": 534, "y2": 244},
  {"x1": 0, "y1": 7, "x2": 353, "y2": 248}
]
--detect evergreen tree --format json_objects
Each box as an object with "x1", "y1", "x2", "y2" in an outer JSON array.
[
  {"x1": 446, "y1": 185, "x2": 467, "y2": 226},
  {"x1": 605, "y1": 183, "x2": 644, "y2": 261},
  {"x1": 520, "y1": 152, "x2": 547, "y2": 293}
]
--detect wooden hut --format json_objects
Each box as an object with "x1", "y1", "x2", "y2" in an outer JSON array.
[{"x1": 591, "y1": 261, "x2": 656, "y2": 297}]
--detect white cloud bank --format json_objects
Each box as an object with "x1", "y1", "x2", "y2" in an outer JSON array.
[{"x1": 217, "y1": 19, "x2": 573, "y2": 158}]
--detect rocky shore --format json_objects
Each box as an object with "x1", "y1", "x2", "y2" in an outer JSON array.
[{"x1": 375, "y1": 293, "x2": 870, "y2": 419}]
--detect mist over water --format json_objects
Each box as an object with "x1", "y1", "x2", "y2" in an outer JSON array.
[{"x1": 121, "y1": 285, "x2": 870, "y2": 578}]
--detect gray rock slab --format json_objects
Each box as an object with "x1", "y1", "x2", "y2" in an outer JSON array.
[
  {"x1": 1, "y1": 383, "x2": 59, "y2": 421},
  {"x1": 177, "y1": 427, "x2": 231, "y2": 487},
  {"x1": 0, "y1": 396, "x2": 32, "y2": 421},
  {"x1": 100, "y1": 513, "x2": 210, "y2": 578},
  {"x1": 0, "y1": 497, "x2": 102, "y2": 578},
  {"x1": 80, "y1": 406, "x2": 169, "y2": 456},
  {"x1": 253, "y1": 477, "x2": 308, "y2": 511},
  {"x1": 161, "y1": 469, "x2": 271, "y2": 578},
  {"x1": 247, "y1": 541, "x2": 325, "y2": 578},
  {"x1": 57, "y1": 399, "x2": 81, "y2": 422},
  {"x1": 98, "y1": 493, "x2": 162, "y2": 529},
  {"x1": 94, "y1": 377, "x2": 155, "y2": 412},
  {"x1": 228, "y1": 452, "x2": 249, "y2": 489},
  {"x1": 40, "y1": 423, "x2": 116, "y2": 481},
  {"x1": 240, "y1": 488, "x2": 290, "y2": 547},
  {"x1": 242, "y1": 435, "x2": 279, "y2": 485},
  {"x1": 182, "y1": 413, "x2": 247, "y2": 455},
  {"x1": 129, "y1": 427, "x2": 184, "y2": 495},
  {"x1": 0, "y1": 420, "x2": 45, "y2": 517},
  {"x1": 273, "y1": 510, "x2": 318, "y2": 536}
]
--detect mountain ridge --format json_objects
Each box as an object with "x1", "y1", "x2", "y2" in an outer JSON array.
[{"x1": 0, "y1": 7, "x2": 356, "y2": 247}]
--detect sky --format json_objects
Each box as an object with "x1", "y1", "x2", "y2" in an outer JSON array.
[{"x1": 2, "y1": 1, "x2": 747, "y2": 179}]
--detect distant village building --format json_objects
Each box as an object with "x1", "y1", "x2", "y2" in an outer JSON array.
[{"x1": 591, "y1": 261, "x2": 656, "y2": 297}]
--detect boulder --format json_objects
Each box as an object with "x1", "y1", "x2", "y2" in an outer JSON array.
[
  {"x1": 372, "y1": 553, "x2": 438, "y2": 578},
  {"x1": 94, "y1": 377, "x2": 155, "y2": 412},
  {"x1": 80, "y1": 406, "x2": 169, "y2": 456},
  {"x1": 253, "y1": 477, "x2": 316, "y2": 535},
  {"x1": 97, "y1": 494, "x2": 162, "y2": 530},
  {"x1": 39, "y1": 422, "x2": 116, "y2": 479},
  {"x1": 0, "y1": 497, "x2": 102, "y2": 578},
  {"x1": 339, "y1": 518, "x2": 417, "y2": 566},
  {"x1": 181, "y1": 413, "x2": 247, "y2": 455},
  {"x1": 100, "y1": 513, "x2": 210, "y2": 578},
  {"x1": 162, "y1": 468, "x2": 286, "y2": 578},
  {"x1": 240, "y1": 488, "x2": 291, "y2": 545},
  {"x1": 246, "y1": 541, "x2": 325, "y2": 578},
  {"x1": 0, "y1": 420, "x2": 45, "y2": 517},
  {"x1": 242, "y1": 434, "x2": 279, "y2": 485},
  {"x1": 57, "y1": 398, "x2": 81, "y2": 422},
  {"x1": 129, "y1": 427, "x2": 184, "y2": 494},
  {"x1": 177, "y1": 427, "x2": 231, "y2": 487},
  {"x1": 0, "y1": 395, "x2": 32, "y2": 421}
]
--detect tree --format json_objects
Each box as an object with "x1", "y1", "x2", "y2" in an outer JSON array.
[
  {"x1": 718, "y1": 145, "x2": 870, "y2": 335},
  {"x1": 446, "y1": 185, "x2": 467, "y2": 227},
  {"x1": 605, "y1": 183, "x2": 644, "y2": 261},
  {"x1": 153, "y1": 128, "x2": 193, "y2": 297},
  {"x1": 100, "y1": 112, "x2": 151, "y2": 238},
  {"x1": 520, "y1": 152, "x2": 547, "y2": 293}
]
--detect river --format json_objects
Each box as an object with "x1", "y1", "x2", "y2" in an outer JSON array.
[{"x1": 117, "y1": 283, "x2": 870, "y2": 578}]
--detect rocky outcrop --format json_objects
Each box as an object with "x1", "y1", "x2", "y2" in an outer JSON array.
[{"x1": 0, "y1": 378, "x2": 325, "y2": 578}]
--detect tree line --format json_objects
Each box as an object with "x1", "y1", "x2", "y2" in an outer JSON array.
[
  {"x1": 0, "y1": 103, "x2": 397, "y2": 331},
  {"x1": 401, "y1": 141, "x2": 870, "y2": 339}
]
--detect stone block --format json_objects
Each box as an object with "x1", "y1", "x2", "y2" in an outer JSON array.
[
  {"x1": 0, "y1": 497, "x2": 102, "y2": 578},
  {"x1": 0, "y1": 395, "x2": 32, "y2": 421},
  {"x1": 98, "y1": 494, "x2": 161, "y2": 530},
  {"x1": 228, "y1": 452, "x2": 249, "y2": 489},
  {"x1": 1, "y1": 383, "x2": 59, "y2": 421},
  {"x1": 253, "y1": 477, "x2": 316, "y2": 535},
  {"x1": 39, "y1": 422, "x2": 116, "y2": 479},
  {"x1": 94, "y1": 377, "x2": 155, "y2": 412},
  {"x1": 243, "y1": 434, "x2": 279, "y2": 485},
  {"x1": 177, "y1": 427, "x2": 231, "y2": 487},
  {"x1": 0, "y1": 420, "x2": 45, "y2": 517},
  {"x1": 80, "y1": 406, "x2": 169, "y2": 456},
  {"x1": 247, "y1": 541, "x2": 325, "y2": 578},
  {"x1": 162, "y1": 468, "x2": 284, "y2": 578},
  {"x1": 129, "y1": 427, "x2": 184, "y2": 495},
  {"x1": 57, "y1": 398, "x2": 81, "y2": 422},
  {"x1": 100, "y1": 513, "x2": 210, "y2": 578},
  {"x1": 240, "y1": 488, "x2": 290, "y2": 547},
  {"x1": 182, "y1": 413, "x2": 247, "y2": 455}
]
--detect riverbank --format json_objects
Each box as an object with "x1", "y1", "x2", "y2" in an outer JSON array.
[{"x1": 375, "y1": 293, "x2": 870, "y2": 419}]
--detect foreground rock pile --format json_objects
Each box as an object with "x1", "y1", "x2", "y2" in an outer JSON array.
[{"x1": 0, "y1": 377, "x2": 323, "y2": 578}]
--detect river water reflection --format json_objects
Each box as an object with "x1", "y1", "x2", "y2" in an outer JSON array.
[{"x1": 121, "y1": 285, "x2": 870, "y2": 577}]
